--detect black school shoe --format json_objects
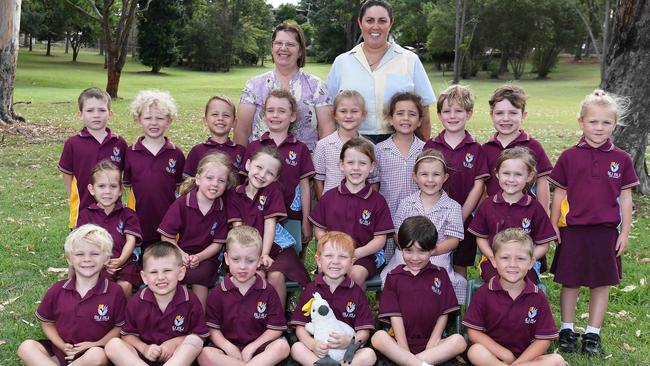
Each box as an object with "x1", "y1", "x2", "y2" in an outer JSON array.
[
  {"x1": 582, "y1": 332, "x2": 604, "y2": 356},
  {"x1": 558, "y1": 329, "x2": 579, "y2": 353}
]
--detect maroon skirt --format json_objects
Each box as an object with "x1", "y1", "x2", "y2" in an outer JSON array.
[
  {"x1": 453, "y1": 224, "x2": 478, "y2": 267},
  {"x1": 183, "y1": 258, "x2": 220, "y2": 288},
  {"x1": 354, "y1": 256, "x2": 377, "y2": 278},
  {"x1": 109, "y1": 261, "x2": 142, "y2": 288},
  {"x1": 551, "y1": 225, "x2": 621, "y2": 287},
  {"x1": 268, "y1": 243, "x2": 310, "y2": 286}
]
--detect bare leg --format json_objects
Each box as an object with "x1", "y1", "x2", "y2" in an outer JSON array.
[
  {"x1": 117, "y1": 280, "x2": 133, "y2": 299},
  {"x1": 69, "y1": 346, "x2": 109, "y2": 366},
  {"x1": 371, "y1": 330, "x2": 422, "y2": 366},
  {"x1": 268, "y1": 271, "x2": 287, "y2": 309},
  {"x1": 510, "y1": 354, "x2": 566, "y2": 366},
  {"x1": 290, "y1": 341, "x2": 319, "y2": 366},
  {"x1": 197, "y1": 347, "x2": 244, "y2": 366},
  {"x1": 248, "y1": 338, "x2": 290, "y2": 366},
  {"x1": 350, "y1": 265, "x2": 369, "y2": 290},
  {"x1": 164, "y1": 334, "x2": 203, "y2": 366},
  {"x1": 416, "y1": 334, "x2": 467, "y2": 364},
  {"x1": 349, "y1": 348, "x2": 376, "y2": 366},
  {"x1": 17, "y1": 340, "x2": 59, "y2": 366},
  {"x1": 104, "y1": 338, "x2": 148, "y2": 366},
  {"x1": 191, "y1": 284, "x2": 209, "y2": 311},
  {"x1": 467, "y1": 344, "x2": 507, "y2": 366},
  {"x1": 588, "y1": 286, "x2": 609, "y2": 328},
  {"x1": 559, "y1": 286, "x2": 580, "y2": 324}
]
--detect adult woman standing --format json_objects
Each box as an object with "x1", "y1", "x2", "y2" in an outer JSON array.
[
  {"x1": 326, "y1": 0, "x2": 436, "y2": 143},
  {"x1": 235, "y1": 23, "x2": 334, "y2": 151}
]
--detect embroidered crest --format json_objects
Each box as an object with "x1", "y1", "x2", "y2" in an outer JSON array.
[
  {"x1": 94, "y1": 304, "x2": 110, "y2": 321},
  {"x1": 172, "y1": 315, "x2": 186, "y2": 332},
  {"x1": 234, "y1": 154, "x2": 243, "y2": 169},
  {"x1": 358, "y1": 209, "x2": 371, "y2": 226},
  {"x1": 257, "y1": 195, "x2": 267, "y2": 211},
  {"x1": 116, "y1": 220, "x2": 124, "y2": 234},
  {"x1": 525, "y1": 306, "x2": 538, "y2": 324},
  {"x1": 210, "y1": 222, "x2": 217, "y2": 236},
  {"x1": 285, "y1": 150, "x2": 298, "y2": 166},
  {"x1": 342, "y1": 301, "x2": 356, "y2": 318},
  {"x1": 608, "y1": 161, "x2": 621, "y2": 179},
  {"x1": 521, "y1": 217, "x2": 531, "y2": 233},
  {"x1": 165, "y1": 158, "x2": 177, "y2": 174},
  {"x1": 110, "y1": 147, "x2": 122, "y2": 163},
  {"x1": 432, "y1": 277, "x2": 442, "y2": 295},
  {"x1": 254, "y1": 301, "x2": 268, "y2": 319},
  {"x1": 463, "y1": 153, "x2": 475, "y2": 168}
]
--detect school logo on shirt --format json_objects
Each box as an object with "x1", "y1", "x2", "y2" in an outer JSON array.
[
  {"x1": 210, "y1": 222, "x2": 217, "y2": 236},
  {"x1": 116, "y1": 220, "x2": 124, "y2": 235},
  {"x1": 431, "y1": 277, "x2": 442, "y2": 295},
  {"x1": 463, "y1": 153, "x2": 475, "y2": 168},
  {"x1": 94, "y1": 304, "x2": 110, "y2": 321},
  {"x1": 285, "y1": 150, "x2": 298, "y2": 166},
  {"x1": 172, "y1": 315, "x2": 186, "y2": 332},
  {"x1": 234, "y1": 154, "x2": 243, "y2": 169},
  {"x1": 608, "y1": 161, "x2": 621, "y2": 179},
  {"x1": 110, "y1": 147, "x2": 122, "y2": 163},
  {"x1": 254, "y1": 301, "x2": 268, "y2": 319},
  {"x1": 359, "y1": 209, "x2": 371, "y2": 226},
  {"x1": 342, "y1": 301, "x2": 356, "y2": 318},
  {"x1": 525, "y1": 306, "x2": 538, "y2": 324},
  {"x1": 257, "y1": 195, "x2": 267, "y2": 211},
  {"x1": 165, "y1": 158, "x2": 177, "y2": 174},
  {"x1": 521, "y1": 218, "x2": 532, "y2": 233}
]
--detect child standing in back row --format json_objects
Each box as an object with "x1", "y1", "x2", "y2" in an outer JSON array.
[{"x1": 549, "y1": 90, "x2": 638, "y2": 356}]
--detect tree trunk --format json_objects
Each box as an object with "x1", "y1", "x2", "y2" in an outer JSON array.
[
  {"x1": 600, "y1": 0, "x2": 612, "y2": 84},
  {"x1": 29, "y1": 34, "x2": 32, "y2": 51},
  {"x1": 498, "y1": 50, "x2": 509, "y2": 75},
  {"x1": 605, "y1": 0, "x2": 650, "y2": 194},
  {"x1": 453, "y1": 0, "x2": 463, "y2": 84},
  {"x1": 65, "y1": 32, "x2": 69, "y2": 53},
  {"x1": 46, "y1": 35, "x2": 51, "y2": 56},
  {"x1": 0, "y1": 0, "x2": 25, "y2": 125}
]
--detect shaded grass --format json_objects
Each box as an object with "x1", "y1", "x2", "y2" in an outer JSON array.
[{"x1": 1, "y1": 45, "x2": 649, "y2": 365}]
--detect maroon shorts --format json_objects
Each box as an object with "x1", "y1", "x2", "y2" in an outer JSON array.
[
  {"x1": 268, "y1": 243, "x2": 310, "y2": 286},
  {"x1": 354, "y1": 256, "x2": 377, "y2": 278},
  {"x1": 453, "y1": 225, "x2": 478, "y2": 267},
  {"x1": 551, "y1": 225, "x2": 621, "y2": 287},
  {"x1": 183, "y1": 258, "x2": 220, "y2": 288},
  {"x1": 107, "y1": 261, "x2": 142, "y2": 288}
]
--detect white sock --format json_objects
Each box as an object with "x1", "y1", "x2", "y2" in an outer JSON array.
[
  {"x1": 561, "y1": 322, "x2": 574, "y2": 331},
  {"x1": 585, "y1": 326, "x2": 601, "y2": 335}
]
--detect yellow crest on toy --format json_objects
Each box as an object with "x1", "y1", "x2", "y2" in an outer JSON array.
[{"x1": 302, "y1": 297, "x2": 315, "y2": 317}]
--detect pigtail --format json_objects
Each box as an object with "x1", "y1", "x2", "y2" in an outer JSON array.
[{"x1": 178, "y1": 176, "x2": 197, "y2": 196}]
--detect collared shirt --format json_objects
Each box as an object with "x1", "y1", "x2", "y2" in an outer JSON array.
[
  {"x1": 313, "y1": 131, "x2": 379, "y2": 193},
  {"x1": 549, "y1": 138, "x2": 639, "y2": 227},
  {"x1": 36, "y1": 273, "x2": 126, "y2": 345},
  {"x1": 227, "y1": 181, "x2": 287, "y2": 239},
  {"x1": 58, "y1": 127, "x2": 128, "y2": 228},
  {"x1": 124, "y1": 137, "x2": 185, "y2": 241},
  {"x1": 289, "y1": 273, "x2": 374, "y2": 331},
  {"x1": 376, "y1": 135, "x2": 425, "y2": 215},
  {"x1": 462, "y1": 276, "x2": 558, "y2": 356},
  {"x1": 240, "y1": 69, "x2": 331, "y2": 151},
  {"x1": 77, "y1": 201, "x2": 141, "y2": 259},
  {"x1": 206, "y1": 274, "x2": 287, "y2": 350},
  {"x1": 184, "y1": 137, "x2": 245, "y2": 177},
  {"x1": 327, "y1": 43, "x2": 435, "y2": 135}
]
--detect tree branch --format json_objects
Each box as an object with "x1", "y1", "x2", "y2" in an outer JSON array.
[{"x1": 62, "y1": 0, "x2": 102, "y2": 22}]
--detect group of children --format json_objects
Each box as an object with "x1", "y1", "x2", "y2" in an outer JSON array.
[{"x1": 16, "y1": 81, "x2": 637, "y2": 365}]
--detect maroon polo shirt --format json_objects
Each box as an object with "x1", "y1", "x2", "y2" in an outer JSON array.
[
  {"x1": 226, "y1": 181, "x2": 287, "y2": 238},
  {"x1": 379, "y1": 263, "x2": 460, "y2": 353},
  {"x1": 58, "y1": 127, "x2": 128, "y2": 227},
  {"x1": 158, "y1": 188, "x2": 228, "y2": 256},
  {"x1": 36, "y1": 273, "x2": 126, "y2": 345},
  {"x1": 425, "y1": 130, "x2": 489, "y2": 205},
  {"x1": 121, "y1": 284, "x2": 209, "y2": 345},
  {"x1": 310, "y1": 181, "x2": 394, "y2": 251},
  {"x1": 468, "y1": 192, "x2": 556, "y2": 246},
  {"x1": 124, "y1": 137, "x2": 185, "y2": 241},
  {"x1": 462, "y1": 276, "x2": 558, "y2": 356},
  {"x1": 184, "y1": 137, "x2": 245, "y2": 177},
  {"x1": 206, "y1": 274, "x2": 287, "y2": 350},
  {"x1": 549, "y1": 138, "x2": 639, "y2": 227},
  {"x1": 77, "y1": 201, "x2": 142, "y2": 259},
  {"x1": 240, "y1": 132, "x2": 315, "y2": 220},
  {"x1": 482, "y1": 131, "x2": 553, "y2": 196},
  {"x1": 289, "y1": 274, "x2": 374, "y2": 331}
]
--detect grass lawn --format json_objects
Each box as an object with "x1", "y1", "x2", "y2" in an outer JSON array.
[{"x1": 1, "y1": 45, "x2": 649, "y2": 365}]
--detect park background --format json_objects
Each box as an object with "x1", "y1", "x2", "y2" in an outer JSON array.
[{"x1": 1, "y1": 1, "x2": 649, "y2": 365}]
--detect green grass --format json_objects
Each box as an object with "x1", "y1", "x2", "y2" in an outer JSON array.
[{"x1": 1, "y1": 44, "x2": 649, "y2": 365}]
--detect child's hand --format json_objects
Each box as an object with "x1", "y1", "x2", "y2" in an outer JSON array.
[
  {"x1": 241, "y1": 344, "x2": 255, "y2": 362},
  {"x1": 62, "y1": 343, "x2": 75, "y2": 358},
  {"x1": 181, "y1": 252, "x2": 191, "y2": 267},
  {"x1": 313, "y1": 340, "x2": 329, "y2": 358},
  {"x1": 188, "y1": 255, "x2": 200, "y2": 269},
  {"x1": 302, "y1": 220, "x2": 313, "y2": 244},
  {"x1": 159, "y1": 339, "x2": 176, "y2": 362},
  {"x1": 260, "y1": 255, "x2": 274, "y2": 269},
  {"x1": 222, "y1": 342, "x2": 243, "y2": 360},
  {"x1": 144, "y1": 344, "x2": 162, "y2": 361},
  {"x1": 616, "y1": 232, "x2": 629, "y2": 257},
  {"x1": 67, "y1": 341, "x2": 94, "y2": 358},
  {"x1": 106, "y1": 258, "x2": 123, "y2": 271},
  {"x1": 327, "y1": 331, "x2": 352, "y2": 349},
  {"x1": 498, "y1": 348, "x2": 516, "y2": 364},
  {"x1": 553, "y1": 225, "x2": 561, "y2": 244},
  {"x1": 488, "y1": 256, "x2": 496, "y2": 268}
]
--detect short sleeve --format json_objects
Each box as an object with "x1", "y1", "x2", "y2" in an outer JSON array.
[
  {"x1": 313, "y1": 140, "x2": 327, "y2": 181},
  {"x1": 188, "y1": 295, "x2": 209, "y2": 337},
  {"x1": 183, "y1": 146, "x2": 201, "y2": 178},
  {"x1": 443, "y1": 201, "x2": 465, "y2": 240},
  {"x1": 371, "y1": 195, "x2": 395, "y2": 235},
  {"x1": 462, "y1": 286, "x2": 487, "y2": 331},
  {"x1": 212, "y1": 205, "x2": 228, "y2": 244},
  {"x1": 112, "y1": 288, "x2": 127, "y2": 327},
  {"x1": 76, "y1": 209, "x2": 91, "y2": 227},
  {"x1": 530, "y1": 204, "x2": 557, "y2": 244},
  {"x1": 377, "y1": 274, "x2": 401, "y2": 320},
  {"x1": 312, "y1": 77, "x2": 332, "y2": 108},
  {"x1": 529, "y1": 139, "x2": 553, "y2": 176},
  {"x1": 265, "y1": 288, "x2": 288, "y2": 330},
  {"x1": 468, "y1": 201, "x2": 489, "y2": 238},
  {"x1": 533, "y1": 295, "x2": 558, "y2": 340},
  {"x1": 174, "y1": 149, "x2": 186, "y2": 184},
  {"x1": 289, "y1": 285, "x2": 313, "y2": 326},
  {"x1": 308, "y1": 193, "x2": 329, "y2": 229},
  {"x1": 392, "y1": 200, "x2": 409, "y2": 232},
  {"x1": 548, "y1": 151, "x2": 568, "y2": 189},
  {"x1": 475, "y1": 145, "x2": 490, "y2": 179},
  {"x1": 157, "y1": 197, "x2": 184, "y2": 239},
  {"x1": 299, "y1": 143, "x2": 316, "y2": 179},
  {"x1": 124, "y1": 208, "x2": 143, "y2": 243},
  {"x1": 205, "y1": 289, "x2": 224, "y2": 329},
  {"x1": 326, "y1": 59, "x2": 341, "y2": 100},
  {"x1": 240, "y1": 78, "x2": 258, "y2": 105},
  {"x1": 123, "y1": 148, "x2": 134, "y2": 186},
  {"x1": 351, "y1": 287, "x2": 374, "y2": 330},
  {"x1": 226, "y1": 190, "x2": 243, "y2": 223},
  {"x1": 58, "y1": 138, "x2": 75, "y2": 174},
  {"x1": 264, "y1": 183, "x2": 287, "y2": 219},
  {"x1": 411, "y1": 56, "x2": 435, "y2": 105},
  {"x1": 620, "y1": 152, "x2": 640, "y2": 189},
  {"x1": 35, "y1": 283, "x2": 59, "y2": 322},
  {"x1": 114, "y1": 138, "x2": 129, "y2": 171},
  {"x1": 120, "y1": 297, "x2": 141, "y2": 336},
  {"x1": 438, "y1": 271, "x2": 460, "y2": 314}
]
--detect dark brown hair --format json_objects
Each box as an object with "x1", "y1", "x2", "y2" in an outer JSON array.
[
  {"x1": 78, "y1": 87, "x2": 111, "y2": 111},
  {"x1": 272, "y1": 23, "x2": 307, "y2": 68},
  {"x1": 397, "y1": 216, "x2": 438, "y2": 251},
  {"x1": 489, "y1": 84, "x2": 527, "y2": 113},
  {"x1": 340, "y1": 137, "x2": 376, "y2": 163},
  {"x1": 359, "y1": 0, "x2": 393, "y2": 22}
]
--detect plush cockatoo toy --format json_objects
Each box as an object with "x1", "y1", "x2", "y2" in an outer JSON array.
[{"x1": 302, "y1": 292, "x2": 361, "y2": 365}]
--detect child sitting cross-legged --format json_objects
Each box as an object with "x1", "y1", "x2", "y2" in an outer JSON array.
[{"x1": 198, "y1": 225, "x2": 290, "y2": 366}]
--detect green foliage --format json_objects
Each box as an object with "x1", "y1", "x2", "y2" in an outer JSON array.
[
  {"x1": 136, "y1": 0, "x2": 183, "y2": 73},
  {"x1": 275, "y1": 3, "x2": 308, "y2": 25},
  {"x1": 392, "y1": 0, "x2": 433, "y2": 49},
  {"x1": 307, "y1": 0, "x2": 354, "y2": 63}
]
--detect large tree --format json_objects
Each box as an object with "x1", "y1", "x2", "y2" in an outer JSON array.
[
  {"x1": 604, "y1": 0, "x2": 650, "y2": 193},
  {"x1": 137, "y1": 0, "x2": 182, "y2": 73},
  {"x1": 1, "y1": 0, "x2": 24, "y2": 125}
]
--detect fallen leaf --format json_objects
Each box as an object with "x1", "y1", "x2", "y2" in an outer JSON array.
[
  {"x1": 619, "y1": 310, "x2": 629, "y2": 317},
  {"x1": 641, "y1": 278, "x2": 646, "y2": 286},
  {"x1": 623, "y1": 343, "x2": 636, "y2": 351},
  {"x1": 47, "y1": 267, "x2": 67, "y2": 274},
  {"x1": 1, "y1": 296, "x2": 20, "y2": 306},
  {"x1": 621, "y1": 285, "x2": 637, "y2": 292},
  {"x1": 0, "y1": 339, "x2": 6, "y2": 346},
  {"x1": 640, "y1": 258, "x2": 650, "y2": 263},
  {"x1": 580, "y1": 312, "x2": 589, "y2": 319},
  {"x1": 636, "y1": 330, "x2": 641, "y2": 337}
]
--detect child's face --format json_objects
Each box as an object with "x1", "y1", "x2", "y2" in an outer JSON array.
[
  {"x1": 494, "y1": 241, "x2": 534, "y2": 285},
  {"x1": 413, "y1": 160, "x2": 448, "y2": 197},
  {"x1": 402, "y1": 241, "x2": 434, "y2": 273},
  {"x1": 490, "y1": 99, "x2": 526, "y2": 137},
  {"x1": 141, "y1": 255, "x2": 185, "y2": 297},
  {"x1": 264, "y1": 96, "x2": 295, "y2": 134},
  {"x1": 496, "y1": 158, "x2": 533, "y2": 197},
  {"x1": 66, "y1": 239, "x2": 109, "y2": 280},
  {"x1": 79, "y1": 97, "x2": 112, "y2": 132},
  {"x1": 438, "y1": 99, "x2": 471, "y2": 134},
  {"x1": 225, "y1": 241, "x2": 261, "y2": 284},
  {"x1": 334, "y1": 97, "x2": 366, "y2": 132},
  {"x1": 196, "y1": 163, "x2": 229, "y2": 201},
  {"x1": 578, "y1": 105, "x2": 616, "y2": 148},
  {"x1": 316, "y1": 242, "x2": 353, "y2": 280},
  {"x1": 390, "y1": 100, "x2": 421, "y2": 136},
  {"x1": 339, "y1": 148, "x2": 375, "y2": 187},
  {"x1": 204, "y1": 99, "x2": 235, "y2": 138},
  {"x1": 137, "y1": 106, "x2": 171, "y2": 140},
  {"x1": 88, "y1": 170, "x2": 122, "y2": 209},
  {"x1": 246, "y1": 154, "x2": 281, "y2": 190}
]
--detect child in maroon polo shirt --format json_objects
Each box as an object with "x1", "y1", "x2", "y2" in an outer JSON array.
[
  {"x1": 425, "y1": 85, "x2": 489, "y2": 279},
  {"x1": 185, "y1": 96, "x2": 245, "y2": 177},
  {"x1": 290, "y1": 232, "x2": 376, "y2": 366},
  {"x1": 372, "y1": 216, "x2": 466, "y2": 366},
  {"x1": 59, "y1": 87, "x2": 128, "y2": 229},
  {"x1": 463, "y1": 228, "x2": 564, "y2": 366},
  {"x1": 240, "y1": 89, "x2": 315, "y2": 254},
  {"x1": 124, "y1": 90, "x2": 185, "y2": 251},
  {"x1": 158, "y1": 153, "x2": 236, "y2": 309},
  {"x1": 310, "y1": 137, "x2": 394, "y2": 289},
  {"x1": 105, "y1": 242, "x2": 207, "y2": 366},
  {"x1": 198, "y1": 225, "x2": 290, "y2": 366},
  {"x1": 549, "y1": 90, "x2": 639, "y2": 356},
  {"x1": 18, "y1": 225, "x2": 127, "y2": 366},
  {"x1": 483, "y1": 85, "x2": 553, "y2": 213},
  {"x1": 77, "y1": 160, "x2": 142, "y2": 297},
  {"x1": 469, "y1": 147, "x2": 556, "y2": 283}
]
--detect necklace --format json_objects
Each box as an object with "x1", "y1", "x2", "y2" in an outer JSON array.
[{"x1": 363, "y1": 43, "x2": 389, "y2": 69}]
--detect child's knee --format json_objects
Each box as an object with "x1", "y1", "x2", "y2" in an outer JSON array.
[
  {"x1": 268, "y1": 271, "x2": 285, "y2": 284},
  {"x1": 447, "y1": 333, "x2": 467, "y2": 351},
  {"x1": 183, "y1": 334, "x2": 204, "y2": 349},
  {"x1": 270, "y1": 338, "x2": 291, "y2": 357},
  {"x1": 546, "y1": 353, "x2": 566, "y2": 366},
  {"x1": 104, "y1": 337, "x2": 125, "y2": 356},
  {"x1": 197, "y1": 347, "x2": 223, "y2": 365},
  {"x1": 81, "y1": 346, "x2": 108, "y2": 364},
  {"x1": 17, "y1": 340, "x2": 40, "y2": 358},
  {"x1": 353, "y1": 348, "x2": 377, "y2": 365},
  {"x1": 370, "y1": 330, "x2": 390, "y2": 347},
  {"x1": 467, "y1": 343, "x2": 488, "y2": 362}
]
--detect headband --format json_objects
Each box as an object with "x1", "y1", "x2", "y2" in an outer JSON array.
[{"x1": 415, "y1": 155, "x2": 447, "y2": 169}]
